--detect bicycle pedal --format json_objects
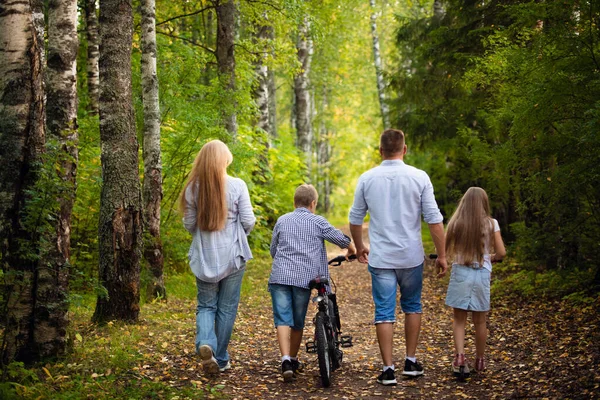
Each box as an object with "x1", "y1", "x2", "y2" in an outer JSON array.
[
  {"x1": 305, "y1": 341, "x2": 317, "y2": 353},
  {"x1": 340, "y1": 335, "x2": 353, "y2": 347}
]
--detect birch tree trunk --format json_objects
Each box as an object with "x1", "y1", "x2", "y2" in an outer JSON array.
[
  {"x1": 215, "y1": 0, "x2": 237, "y2": 137},
  {"x1": 0, "y1": 0, "x2": 46, "y2": 363},
  {"x1": 252, "y1": 22, "x2": 271, "y2": 184},
  {"x1": 253, "y1": 24, "x2": 271, "y2": 135},
  {"x1": 294, "y1": 16, "x2": 313, "y2": 172},
  {"x1": 93, "y1": 0, "x2": 144, "y2": 323},
  {"x1": 316, "y1": 90, "x2": 331, "y2": 213},
  {"x1": 267, "y1": 67, "x2": 277, "y2": 140},
  {"x1": 141, "y1": 0, "x2": 166, "y2": 300},
  {"x1": 85, "y1": 0, "x2": 100, "y2": 114},
  {"x1": 369, "y1": 0, "x2": 390, "y2": 129},
  {"x1": 33, "y1": 0, "x2": 79, "y2": 359},
  {"x1": 433, "y1": 0, "x2": 444, "y2": 19}
]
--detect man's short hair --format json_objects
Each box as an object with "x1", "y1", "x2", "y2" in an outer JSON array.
[
  {"x1": 380, "y1": 129, "x2": 405, "y2": 157},
  {"x1": 294, "y1": 184, "x2": 318, "y2": 208}
]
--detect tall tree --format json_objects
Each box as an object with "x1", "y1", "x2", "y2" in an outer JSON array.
[
  {"x1": 141, "y1": 0, "x2": 166, "y2": 299},
  {"x1": 316, "y1": 89, "x2": 331, "y2": 213},
  {"x1": 37, "y1": 0, "x2": 79, "y2": 358},
  {"x1": 252, "y1": 20, "x2": 272, "y2": 184},
  {"x1": 0, "y1": 0, "x2": 46, "y2": 363},
  {"x1": 369, "y1": 0, "x2": 390, "y2": 129},
  {"x1": 214, "y1": 0, "x2": 237, "y2": 137},
  {"x1": 93, "y1": 0, "x2": 144, "y2": 323},
  {"x1": 85, "y1": 0, "x2": 100, "y2": 114},
  {"x1": 294, "y1": 15, "x2": 313, "y2": 172}
]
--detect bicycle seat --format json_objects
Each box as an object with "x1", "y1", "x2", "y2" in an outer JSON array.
[{"x1": 309, "y1": 276, "x2": 329, "y2": 289}]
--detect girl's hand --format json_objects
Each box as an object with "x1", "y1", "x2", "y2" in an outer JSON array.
[{"x1": 436, "y1": 257, "x2": 448, "y2": 277}]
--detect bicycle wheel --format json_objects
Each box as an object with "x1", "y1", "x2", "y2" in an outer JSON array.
[
  {"x1": 315, "y1": 312, "x2": 332, "y2": 387},
  {"x1": 327, "y1": 298, "x2": 341, "y2": 370}
]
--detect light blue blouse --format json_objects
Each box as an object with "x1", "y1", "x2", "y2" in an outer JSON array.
[{"x1": 184, "y1": 176, "x2": 256, "y2": 282}]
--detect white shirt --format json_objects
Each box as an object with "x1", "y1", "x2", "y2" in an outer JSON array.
[{"x1": 349, "y1": 159, "x2": 443, "y2": 269}]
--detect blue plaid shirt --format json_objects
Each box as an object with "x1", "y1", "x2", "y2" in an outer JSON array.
[{"x1": 269, "y1": 208, "x2": 351, "y2": 289}]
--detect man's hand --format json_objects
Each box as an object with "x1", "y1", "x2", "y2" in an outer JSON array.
[
  {"x1": 356, "y1": 245, "x2": 370, "y2": 264},
  {"x1": 435, "y1": 257, "x2": 448, "y2": 278}
]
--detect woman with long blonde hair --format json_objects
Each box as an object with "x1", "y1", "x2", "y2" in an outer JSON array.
[
  {"x1": 181, "y1": 140, "x2": 256, "y2": 374},
  {"x1": 445, "y1": 187, "x2": 506, "y2": 379}
]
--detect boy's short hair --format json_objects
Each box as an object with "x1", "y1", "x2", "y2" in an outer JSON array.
[
  {"x1": 380, "y1": 129, "x2": 405, "y2": 157},
  {"x1": 294, "y1": 184, "x2": 318, "y2": 208}
]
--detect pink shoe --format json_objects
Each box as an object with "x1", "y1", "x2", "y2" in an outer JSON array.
[
  {"x1": 475, "y1": 357, "x2": 486, "y2": 373},
  {"x1": 452, "y1": 354, "x2": 470, "y2": 379}
]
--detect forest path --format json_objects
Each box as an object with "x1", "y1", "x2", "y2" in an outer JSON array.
[{"x1": 159, "y1": 227, "x2": 599, "y2": 399}]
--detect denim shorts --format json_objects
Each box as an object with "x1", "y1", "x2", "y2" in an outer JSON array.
[
  {"x1": 269, "y1": 284, "x2": 311, "y2": 330},
  {"x1": 369, "y1": 263, "x2": 423, "y2": 324},
  {"x1": 445, "y1": 264, "x2": 491, "y2": 311}
]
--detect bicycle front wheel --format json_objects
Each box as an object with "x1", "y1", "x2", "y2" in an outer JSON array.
[{"x1": 315, "y1": 312, "x2": 332, "y2": 387}]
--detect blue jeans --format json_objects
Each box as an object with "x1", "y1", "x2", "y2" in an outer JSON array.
[
  {"x1": 269, "y1": 284, "x2": 311, "y2": 330},
  {"x1": 369, "y1": 263, "x2": 423, "y2": 323},
  {"x1": 195, "y1": 266, "x2": 245, "y2": 368}
]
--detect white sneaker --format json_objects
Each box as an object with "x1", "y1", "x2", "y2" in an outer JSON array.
[
  {"x1": 219, "y1": 361, "x2": 231, "y2": 372},
  {"x1": 199, "y1": 344, "x2": 219, "y2": 374}
]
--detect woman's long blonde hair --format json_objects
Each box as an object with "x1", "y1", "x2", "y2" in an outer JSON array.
[
  {"x1": 445, "y1": 187, "x2": 493, "y2": 266},
  {"x1": 180, "y1": 140, "x2": 233, "y2": 231}
]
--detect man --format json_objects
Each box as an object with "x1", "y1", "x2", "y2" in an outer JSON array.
[{"x1": 349, "y1": 129, "x2": 447, "y2": 386}]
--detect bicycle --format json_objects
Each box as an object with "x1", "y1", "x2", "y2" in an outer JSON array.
[{"x1": 304, "y1": 254, "x2": 356, "y2": 387}]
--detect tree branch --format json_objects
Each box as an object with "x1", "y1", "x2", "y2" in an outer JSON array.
[
  {"x1": 156, "y1": 6, "x2": 215, "y2": 27},
  {"x1": 156, "y1": 30, "x2": 215, "y2": 54}
]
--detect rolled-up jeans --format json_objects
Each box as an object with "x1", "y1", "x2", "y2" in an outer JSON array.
[{"x1": 195, "y1": 265, "x2": 245, "y2": 368}]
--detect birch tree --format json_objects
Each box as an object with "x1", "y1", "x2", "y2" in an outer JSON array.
[
  {"x1": 36, "y1": 0, "x2": 79, "y2": 358},
  {"x1": 294, "y1": 15, "x2": 313, "y2": 172},
  {"x1": 316, "y1": 90, "x2": 331, "y2": 213},
  {"x1": 214, "y1": 0, "x2": 237, "y2": 137},
  {"x1": 93, "y1": 0, "x2": 144, "y2": 323},
  {"x1": 369, "y1": 0, "x2": 390, "y2": 129},
  {"x1": 0, "y1": 0, "x2": 46, "y2": 362},
  {"x1": 85, "y1": 0, "x2": 100, "y2": 113},
  {"x1": 141, "y1": 0, "x2": 166, "y2": 299}
]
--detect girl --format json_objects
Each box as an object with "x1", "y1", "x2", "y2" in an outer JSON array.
[
  {"x1": 180, "y1": 140, "x2": 256, "y2": 374},
  {"x1": 445, "y1": 187, "x2": 506, "y2": 378}
]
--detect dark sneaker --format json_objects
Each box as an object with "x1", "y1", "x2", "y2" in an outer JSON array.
[
  {"x1": 377, "y1": 368, "x2": 397, "y2": 386},
  {"x1": 291, "y1": 359, "x2": 304, "y2": 374},
  {"x1": 452, "y1": 354, "x2": 470, "y2": 379},
  {"x1": 402, "y1": 359, "x2": 424, "y2": 377},
  {"x1": 199, "y1": 344, "x2": 219, "y2": 374},
  {"x1": 281, "y1": 360, "x2": 294, "y2": 382}
]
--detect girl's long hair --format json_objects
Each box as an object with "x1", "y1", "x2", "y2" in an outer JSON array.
[
  {"x1": 445, "y1": 187, "x2": 493, "y2": 266},
  {"x1": 180, "y1": 140, "x2": 232, "y2": 231}
]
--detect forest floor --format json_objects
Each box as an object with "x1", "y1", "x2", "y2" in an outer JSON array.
[
  {"x1": 138, "y1": 226, "x2": 600, "y2": 400},
  {"x1": 6, "y1": 227, "x2": 600, "y2": 399}
]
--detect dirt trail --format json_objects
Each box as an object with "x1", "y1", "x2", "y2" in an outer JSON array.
[{"x1": 198, "y1": 228, "x2": 600, "y2": 399}]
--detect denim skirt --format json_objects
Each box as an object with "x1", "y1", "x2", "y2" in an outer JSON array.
[{"x1": 445, "y1": 264, "x2": 491, "y2": 311}]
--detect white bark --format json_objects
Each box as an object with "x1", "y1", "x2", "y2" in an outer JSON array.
[
  {"x1": 294, "y1": 15, "x2": 313, "y2": 172},
  {"x1": 141, "y1": 0, "x2": 165, "y2": 299},
  {"x1": 85, "y1": 0, "x2": 100, "y2": 113},
  {"x1": 369, "y1": 0, "x2": 390, "y2": 129},
  {"x1": 433, "y1": 0, "x2": 444, "y2": 19},
  {"x1": 0, "y1": 0, "x2": 46, "y2": 363}
]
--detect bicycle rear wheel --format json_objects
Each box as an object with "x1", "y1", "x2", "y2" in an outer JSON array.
[
  {"x1": 315, "y1": 312, "x2": 332, "y2": 387},
  {"x1": 327, "y1": 298, "x2": 341, "y2": 370}
]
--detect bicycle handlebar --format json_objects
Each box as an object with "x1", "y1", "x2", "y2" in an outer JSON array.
[{"x1": 328, "y1": 254, "x2": 358, "y2": 266}]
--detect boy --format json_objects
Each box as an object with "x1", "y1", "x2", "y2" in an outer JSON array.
[{"x1": 269, "y1": 184, "x2": 355, "y2": 382}]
